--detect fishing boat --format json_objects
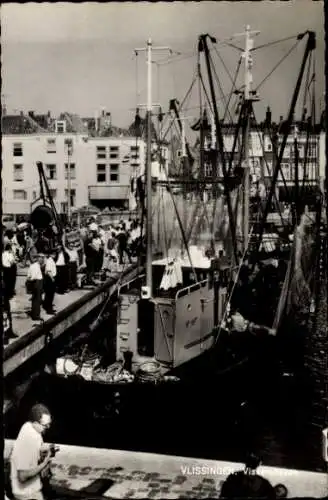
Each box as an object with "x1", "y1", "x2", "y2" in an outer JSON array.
[{"x1": 50, "y1": 28, "x2": 324, "y2": 390}]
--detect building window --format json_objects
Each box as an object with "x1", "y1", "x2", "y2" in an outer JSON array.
[
  {"x1": 110, "y1": 146, "x2": 119, "y2": 152},
  {"x1": 130, "y1": 145, "x2": 139, "y2": 152},
  {"x1": 97, "y1": 164, "x2": 107, "y2": 182},
  {"x1": 64, "y1": 163, "x2": 76, "y2": 179},
  {"x1": 130, "y1": 154, "x2": 139, "y2": 160},
  {"x1": 49, "y1": 189, "x2": 57, "y2": 199},
  {"x1": 204, "y1": 163, "x2": 212, "y2": 177},
  {"x1": 266, "y1": 143, "x2": 272, "y2": 151},
  {"x1": 307, "y1": 143, "x2": 317, "y2": 158},
  {"x1": 32, "y1": 191, "x2": 37, "y2": 200},
  {"x1": 13, "y1": 189, "x2": 27, "y2": 200},
  {"x1": 281, "y1": 163, "x2": 291, "y2": 180},
  {"x1": 130, "y1": 163, "x2": 140, "y2": 167},
  {"x1": 290, "y1": 146, "x2": 303, "y2": 159},
  {"x1": 110, "y1": 165, "x2": 119, "y2": 182},
  {"x1": 13, "y1": 164, "x2": 23, "y2": 181},
  {"x1": 96, "y1": 146, "x2": 107, "y2": 159},
  {"x1": 13, "y1": 142, "x2": 23, "y2": 156},
  {"x1": 47, "y1": 138, "x2": 56, "y2": 153},
  {"x1": 110, "y1": 153, "x2": 119, "y2": 159},
  {"x1": 45, "y1": 164, "x2": 57, "y2": 180},
  {"x1": 65, "y1": 189, "x2": 76, "y2": 207},
  {"x1": 55, "y1": 120, "x2": 66, "y2": 134},
  {"x1": 64, "y1": 138, "x2": 73, "y2": 155}
]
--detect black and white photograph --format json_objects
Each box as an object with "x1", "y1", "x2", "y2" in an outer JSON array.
[{"x1": 2, "y1": 1, "x2": 327, "y2": 499}]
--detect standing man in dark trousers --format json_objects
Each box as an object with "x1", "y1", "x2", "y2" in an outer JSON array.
[
  {"x1": 43, "y1": 250, "x2": 57, "y2": 315},
  {"x1": 2, "y1": 277, "x2": 18, "y2": 345},
  {"x1": 55, "y1": 244, "x2": 69, "y2": 294},
  {"x1": 27, "y1": 254, "x2": 44, "y2": 321}
]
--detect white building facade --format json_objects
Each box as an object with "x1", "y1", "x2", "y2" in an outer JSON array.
[{"x1": 2, "y1": 130, "x2": 146, "y2": 215}]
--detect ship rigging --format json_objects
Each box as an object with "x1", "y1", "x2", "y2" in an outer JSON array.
[{"x1": 51, "y1": 28, "x2": 323, "y2": 391}]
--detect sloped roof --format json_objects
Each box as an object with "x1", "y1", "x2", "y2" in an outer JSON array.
[{"x1": 2, "y1": 115, "x2": 37, "y2": 134}]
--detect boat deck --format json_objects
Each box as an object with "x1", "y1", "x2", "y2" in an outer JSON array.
[{"x1": 4, "y1": 441, "x2": 327, "y2": 498}]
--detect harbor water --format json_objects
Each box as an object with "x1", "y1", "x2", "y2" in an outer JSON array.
[{"x1": 4, "y1": 314, "x2": 325, "y2": 475}]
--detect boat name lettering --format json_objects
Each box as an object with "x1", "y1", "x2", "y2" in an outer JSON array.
[{"x1": 186, "y1": 317, "x2": 198, "y2": 328}]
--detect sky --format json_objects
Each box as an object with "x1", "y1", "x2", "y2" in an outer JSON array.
[{"x1": 1, "y1": 1, "x2": 325, "y2": 129}]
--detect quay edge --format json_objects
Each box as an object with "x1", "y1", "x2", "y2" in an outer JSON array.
[{"x1": 3, "y1": 264, "x2": 139, "y2": 413}]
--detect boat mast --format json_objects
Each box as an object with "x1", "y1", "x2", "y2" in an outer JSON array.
[
  {"x1": 135, "y1": 39, "x2": 170, "y2": 297},
  {"x1": 146, "y1": 39, "x2": 153, "y2": 296},
  {"x1": 240, "y1": 25, "x2": 259, "y2": 253},
  {"x1": 181, "y1": 116, "x2": 188, "y2": 256}
]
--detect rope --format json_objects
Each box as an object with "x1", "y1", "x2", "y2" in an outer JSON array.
[
  {"x1": 212, "y1": 42, "x2": 236, "y2": 88},
  {"x1": 302, "y1": 51, "x2": 312, "y2": 114},
  {"x1": 209, "y1": 53, "x2": 229, "y2": 115},
  {"x1": 255, "y1": 39, "x2": 301, "y2": 92},
  {"x1": 223, "y1": 57, "x2": 242, "y2": 122},
  {"x1": 252, "y1": 33, "x2": 302, "y2": 52},
  {"x1": 161, "y1": 69, "x2": 198, "y2": 144},
  {"x1": 251, "y1": 108, "x2": 290, "y2": 207},
  {"x1": 250, "y1": 112, "x2": 287, "y2": 229},
  {"x1": 214, "y1": 226, "x2": 254, "y2": 346}
]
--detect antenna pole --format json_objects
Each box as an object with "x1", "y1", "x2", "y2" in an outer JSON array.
[
  {"x1": 135, "y1": 40, "x2": 170, "y2": 297},
  {"x1": 181, "y1": 116, "x2": 188, "y2": 256},
  {"x1": 146, "y1": 39, "x2": 153, "y2": 295},
  {"x1": 242, "y1": 25, "x2": 253, "y2": 253}
]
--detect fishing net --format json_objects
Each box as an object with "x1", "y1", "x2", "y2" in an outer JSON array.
[{"x1": 286, "y1": 214, "x2": 317, "y2": 323}]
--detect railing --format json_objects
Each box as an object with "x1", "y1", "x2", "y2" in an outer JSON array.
[
  {"x1": 175, "y1": 279, "x2": 208, "y2": 301},
  {"x1": 119, "y1": 274, "x2": 145, "y2": 295}
]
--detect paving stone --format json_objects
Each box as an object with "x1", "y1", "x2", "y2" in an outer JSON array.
[
  {"x1": 147, "y1": 490, "x2": 160, "y2": 498},
  {"x1": 202, "y1": 478, "x2": 215, "y2": 484},
  {"x1": 173, "y1": 475, "x2": 187, "y2": 485},
  {"x1": 143, "y1": 473, "x2": 156, "y2": 482},
  {"x1": 124, "y1": 490, "x2": 136, "y2": 498}
]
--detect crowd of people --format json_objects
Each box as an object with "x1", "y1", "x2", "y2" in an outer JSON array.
[{"x1": 2, "y1": 217, "x2": 143, "y2": 343}]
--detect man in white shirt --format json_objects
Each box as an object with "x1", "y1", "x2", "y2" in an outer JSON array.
[
  {"x1": 43, "y1": 251, "x2": 57, "y2": 315},
  {"x1": 10, "y1": 404, "x2": 53, "y2": 500},
  {"x1": 2, "y1": 243, "x2": 17, "y2": 298},
  {"x1": 55, "y1": 245, "x2": 69, "y2": 294},
  {"x1": 91, "y1": 232, "x2": 104, "y2": 272},
  {"x1": 27, "y1": 255, "x2": 44, "y2": 321},
  {"x1": 66, "y1": 244, "x2": 79, "y2": 289}
]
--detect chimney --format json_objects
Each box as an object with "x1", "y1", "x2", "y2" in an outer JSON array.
[
  {"x1": 28, "y1": 110, "x2": 35, "y2": 118},
  {"x1": 265, "y1": 106, "x2": 272, "y2": 126},
  {"x1": 95, "y1": 110, "x2": 98, "y2": 132},
  {"x1": 47, "y1": 110, "x2": 51, "y2": 118},
  {"x1": 101, "y1": 107, "x2": 106, "y2": 118},
  {"x1": 20, "y1": 111, "x2": 24, "y2": 117}
]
